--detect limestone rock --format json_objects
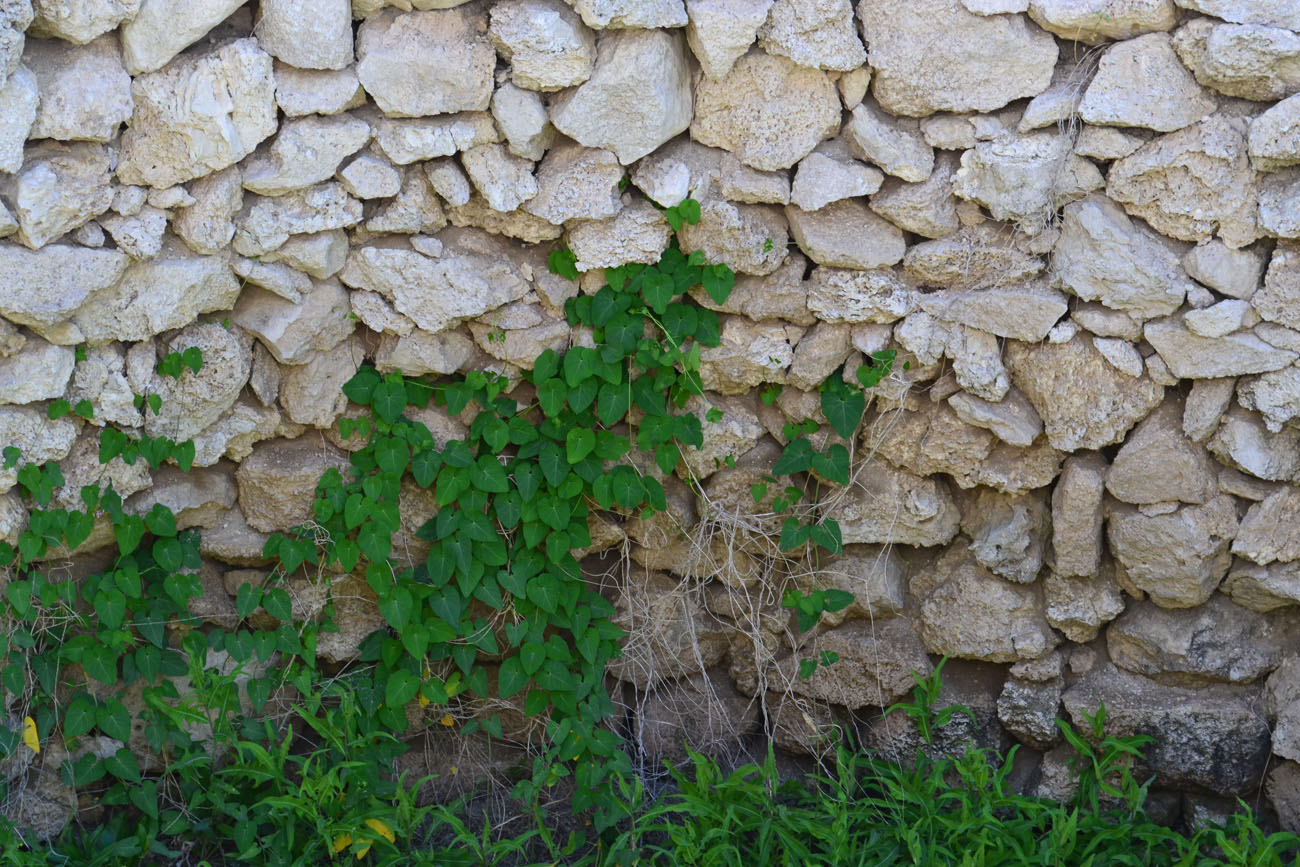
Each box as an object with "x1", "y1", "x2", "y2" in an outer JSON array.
[
  {"x1": 636, "y1": 670, "x2": 758, "y2": 767},
  {"x1": 523, "y1": 142, "x2": 621, "y2": 224},
  {"x1": 371, "y1": 113, "x2": 499, "y2": 165},
  {"x1": 98, "y1": 205, "x2": 166, "y2": 259},
  {"x1": 0, "y1": 337, "x2": 73, "y2": 405},
  {"x1": 679, "y1": 199, "x2": 787, "y2": 276},
  {"x1": 1108, "y1": 597, "x2": 1291, "y2": 686},
  {"x1": 684, "y1": 0, "x2": 771, "y2": 80},
  {"x1": 1074, "y1": 125, "x2": 1151, "y2": 161},
  {"x1": 607, "y1": 573, "x2": 729, "y2": 689},
  {"x1": 29, "y1": 0, "x2": 138, "y2": 44},
  {"x1": 805, "y1": 544, "x2": 905, "y2": 622},
  {"x1": 1062, "y1": 664, "x2": 1270, "y2": 795},
  {"x1": 242, "y1": 115, "x2": 371, "y2": 196},
  {"x1": 567, "y1": 197, "x2": 672, "y2": 270},
  {"x1": 0, "y1": 406, "x2": 77, "y2": 494},
  {"x1": 24, "y1": 34, "x2": 132, "y2": 142},
  {"x1": 257, "y1": 0, "x2": 352, "y2": 70},
  {"x1": 691, "y1": 253, "x2": 812, "y2": 323},
  {"x1": 827, "y1": 461, "x2": 960, "y2": 547},
  {"x1": 1174, "y1": 0, "x2": 1300, "y2": 29},
  {"x1": 860, "y1": 0, "x2": 1057, "y2": 116},
  {"x1": 69, "y1": 241, "x2": 239, "y2": 342},
  {"x1": 1107, "y1": 495, "x2": 1238, "y2": 608},
  {"x1": 1106, "y1": 115, "x2": 1258, "y2": 248},
  {"x1": 805, "y1": 267, "x2": 915, "y2": 324},
  {"x1": 1233, "y1": 486, "x2": 1300, "y2": 566},
  {"x1": 375, "y1": 329, "x2": 473, "y2": 376},
  {"x1": 356, "y1": 9, "x2": 495, "y2": 116},
  {"x1": 918, "y1": 543, "x2": 1058, "y2": 663},
  {"x1": 844, "y1": 101, "x2": 934, "y2": 183},
  {"x1": 790, "y1": 149, "x2": 883, "y2": 212},
  {"x1": 948, "y1": 388, "x2": 1042, "y2": 448},
  {"x1": 1268, "y1": 762, "x2": 1300, "y2": 833},
  {"x1": 691, "y1": 50, "x2": 840, "y2": 171},
  {"x1": 1079, "y1": 33, "x2": 1211, "y2": 134},
  {"x1": 338, "y1": 152, "x2": 402, "y2": 199},
  {"x1": 261, "y1": 229, "x2": 348, "y2": 280},
  {"x1": 1050, "y1": 453, "x2": 1106, "y2": 577},
  {"x1": 233, "y1": 183, "x2": 364, "y2": 257},
  {"x1": 758, "y1": 0, "x2": 863, "y2": 71},
  {"x1": 461, "y1": 143, "x2": 537, "y2": 212},
  {"x1": 1005, "y1": 334, "x2": 1165, "y2": 452},
  {"x1": 172, "y1": 167, "x2": 243, "y2": 256},
  {"x1": 1249, "y1": 93, "x2": 1300, "y2": 172},
  {"x1": 232, "y1": 280, "x2": 353, "y2": 365},
  {"x1": 572, "y1": 0, "x2": 687, "y2": 28},
  {"x1": 1239, "y1": 366, "x2": 1300, "y2": 433},
  {"x1": 718, "y1": 151, "x2": 791, "y2": 204},
  {"x1": 1254, "y1": 243, "x2": 1300, "y2": 332},
  {"x1": 953, "y1": 132, "x2": 1104, "y2": 235},
  {"x1": 1045, "y1": 569, "x2": 1126, "y2": 643},
  {"x1": 339, "y1": 244, "x2": 529, "y2": 335},
  {"x1": 998, "y1": 674, "x2": 1062, "y2": 750},
  {"x1": 491, "y1": 82, "x2": 554, "y2": 162},
  {"x1": 1184, "y1": 299, "x2": 1255, "y2": 338},
  {"x1": 235, "y1": 437, "x2": 349, "y2": 533},
  {"x1": 551, "y1": 30, "x2": 692, "y2": 165},
  {"x1": 1173, "y1": 18, "x2": 1300, "y2": 103},
  {"x1": 1144, "y1": 315, "x2": 1298, "y2": 379},
  {"x1": 1258, "y1": 168, "x2": 1300, "y2": 239},
  {"x1": 488, "y1": 0, "x2": 594, "y2": 92},
  {"x1": 783, "y1": 618, "x2": 931, "y2": 708},
  {"x1": 1180, "y1": 377, "x2": 1229, "y2": 443},
  {"x1": 6, "y1": 142, "x2": 113, "y2": 249},
  {"x1": 116, "y1": 39, "x2": 277, "y2": 189},
  {"x1": 0, "y1": 244, "x2": 127, "y2": 332},
  {"x1": 279, "y1": 337, "x2": 358, "y2": 429},
  {"x1": 273, "y1": 64, "x2": 364, "y2": 117},
  {"x1": 1028, "y1": 0, "x2": 1176, "y2": 45},
  {"x1": 0, "y1": 64, "x2": 37, "y2": 173},
  {"x1": 960, "y1": 487, "x2": 1048, "y2": 584},
  {"x1": 697, "y1": 316, "x2": 791, "y2": 393},
  {"x1": 920, "y1": 283, "x2": 1068, "y2": 343},
  {"x1": 425, "y1": 158, "x2": 471, "y2": 206},
  {"x1": 901, "y1": 226, "x2": 1043, "y2": 290},
  {"x1": 119, "y1": 0, "x2": 246, "y2": 73},
  {"x1": 1105, "y1": 398, "x2": 1217, "y2": 505},
  {"x1": 869, "y1": 152, "x2": 961, "y2": 239},
  {"x1": 141, "y1": 324, "x2": 251, "y2": 441},
  {"x1": 786, "y1": 199, "x2": 905, "y2": 270},
  {"x1": 365, "y1": 169, "x2": 445, "y2": 234}
]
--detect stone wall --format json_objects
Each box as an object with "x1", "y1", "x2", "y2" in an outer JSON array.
[{"x1": 1, "y1": 0, "x2": 1299, "y2": 830}]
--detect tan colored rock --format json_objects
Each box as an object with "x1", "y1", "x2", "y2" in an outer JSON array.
[
  {"x1": 948, "y1": 388, "x2": 1042, "y2": 448},
  {"x1": 919, "y1": 282, "x2": 1068, "y2": 342},
  {"x1": 1268, "y1": 761, "x2": 1300, "y2": 833},
  {"x1": 1249, "y1": 93, "x2": 1300, "y2": 172},
  {"x1": 1105, "y1": 398, "x2": 1217, "y2": 506},
  {"x1": 805, "y1": 267, "x2": 916, "y2": 324},
  {"x1": 1184, "y1": 299, "x2": 1255, "y2": 338},
  {"x1": 171, "y1": 167, "x2": 243, "y2": 256},
  {"x1": 279, "y1": 337, "x2": 358, "y2": 429},
  {"x1": 1106, "y1": 114, "x2": 1258, "y2": 248},
  {"x1": 116, "y1": 39, "x2": 277, "y2": 188},
  {"x1": 355, "y1": 8, "x2": 494, "y2": 116},
  {"x1": 488, "y1": 0, "x2": 594, "y2": 92},
  {"x1": 0, "y1": 337, "x2": 72, "y2": 405},
  {"x1": 551, "y1": 30, "x2": 692, "y2": 165},
  {"x1": 234, "y1": 183, "x2": 364, "y2": 257},
  {"x1": 261, "y1": 229, "x2": 348, "y2": 280},
  {"x1": 827, "y1": 460, "x2": 960, "y2": 546},
  {"x1": 960, "y1": 487, "x2": 1049, "y2": 584},
  {"x1": 718, "y1": 151, "x2": 791, "y2": 204},
  {"x1": 523, "y1": 142, "x2": 621, "y2": 225},
  {"x1": 460, "y1": 143, "x2": 537, "y2": 213},
  {"x1": 869, "y1": 152, "x2": 961, "y2": 238},
  {"x1": 697, "y1": 316, "x2": 792, "y2": 393},
  {"x1": 338, "y1": 152, "x2": 402, "y2": 200},
  {"x1": 901, "y1": 225, "x2": 1043, "y2": 290},
  {"x1": 783, "y1": 618, "x2": 931, "y2": 708},
  {"x1": 0, "y1": 406, "x2": 77, "y2": 494},
  {"x1": 29, "y1": 0, "x2": 138, "y2": 44},
  {"x1": 1074, "y1": 125, "x2": 1151, "y2": 161},
  {"x1": 242, "y1": 115, "x2": 371, "y2": 196},
  {"x1": 375, "y1": 329, "x2": 474, "y2": 376},
  {"x1": 1144, "y1": 315, "x2": 1298, "y2": 379},
  {"x1": 636, "y1": 670, "x2": 758, "y2": 766},
  {"x1": 1108, "y1": 597, "x2": 1292, "y2": 686},
  {"x1": 759, "y1": 0, "x2": 863, "y2": 71},
  {"x1": 1233, "y1": 486, "x2": 1300, "y2": 566},
  {"x1": 235, "y1": 436, "x2": 349, "y2": 533},
  {"x1": 364, "y1": 170, "x2": 445, "y2": 234},
  {"x1": 141, "y1": 324, "x2": 252, "y2": 441},
  {"x1": 1045, "y1": 569, "x2": 1126, "y2": 642},
  {"x1": 1005, "y1": 334, "x2": 1165, "y2": 451},
  {"x1": 573, "y1": 0, "x2": 686, "y2": 28},
  {"x1": 1028, "y1": 0, "x2": 1176, "y2": 45},
  {"x1": 790, "y1": 148, "x2": 884, "y2": 212},
  {"x1": 1175, "y1": 0, "x2": 1300, "y2": 28},
  {"x1": 0, "y1": 244, "x2": 127, "y2": 334},
  {"x1": 24, "y1": 34, "x2": 132, "y2": 142},
  {"x1": 1209, "y1": 406, "x2": 1300, "y2": 482},
  {"x1": 691, "y1": 253, "x2": 813, "y2": 323},
  {"x1": 786, "y1": 199, "x2": 906, "y2": 270},
  {"x1": 1173, "y1": 18, "x2": 1300, "y2": 103},
  {"x1": 273, "y1": 63, "x2": 364, "y2": 117},
  {"x1": 684, "y1": 0, "x2": 772, "y2": 80},
  {"x1": 679, "y1": 199, "x2": 787, "y2": 276},
  {"x1": 491, "y1": 82, "x2": 554, "y2": 161},
  {"x1": 1253, "y1": 243, "x2": 1300, "y2": 333},
  {"x1": 918, "y1": 542, "x2": 1058, "y2": 663},
  {"x1": 119, "y1": 0, "x2": 245, "y2": 73},
  {"x1": 608, "y1": 573, "x2": 729, "y2": 689},
  {"x1": 861, "y1": 0, "x2": 1057, "y2": 116},
  {"x1": 844, "y1": 101, "x2": 934, "y2": 183},
  {"x1": 371, "y1": 113, "x2": 499, "y2": 165},
  {"x1": 691, "y1": 50, "x2": 840, "y2": 171},
  {"x1": 1107, "y1": 495, "x2": 1238, "y2": 608},
  {"x1": 6, "y1": 141, "x2": 113, "y2": 249},
  {"x1": 954, "y1": 132, "x2": 1104, "y2": 234},
  {"x1": 233, "y1": 280, "x2": 353, "y2": 366},
  {"x1": 567, "y1": 197, "x2": 671, "y2": 270},
  {"x1": 257, "y1": 0, "x2": 352, "y2": 70},
  {"x1": 1239, "y1": 366, "x2": 1300, "y2": 433},
  {"x1": 0, "y1": 64, "x2": 37, "y2": 173},
  {"x1": 1050, "y1": 453, "x2": 1106, "y2": 577}
]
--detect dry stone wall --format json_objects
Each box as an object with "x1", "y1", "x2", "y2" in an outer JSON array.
[{"x1": 1, "y1": 0, "x2": 1300, "y2": 829}]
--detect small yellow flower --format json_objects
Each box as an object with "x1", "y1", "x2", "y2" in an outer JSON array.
[{"x1": 439, "y1": 713, "x2": 454, "y2": 727}]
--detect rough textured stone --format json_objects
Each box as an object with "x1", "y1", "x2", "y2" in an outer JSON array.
[
  {"x1": 1063, "y1": 665, "x2": 1270, "y2": 796},
  {"x1": 758, "y1": 0, "x2": 863, "y2": 71},
  {"x1": 608, "y1": 573, "x2": 728, "y2": 689},
  {"x1": 567, "y1": 198, "x2": 671, "y2": 270},
  {"x1": 828, "y1": 460, "x2": 960, "y2": 547},
  {"x1": 1105, "y1": 398, "x2": 1217, "y2": 506},
  {"x1": 235, "y1": 437, "x2": 349, "y2": 533},
  {"x1": 1106, "y1": 115, "x2": 1258, "y2": 248},
  {"x1": 1233, "y1": 486, "x2": 1300, "y2": 566},
  {"x1": 679, "y1": 199, "x2": 787, "y2": 276},
  {"x1": 234, "y1": 183, "x2": 364, "y2": 256},
  {"x1": 0, "y1": 63, "x2": 37, "y2": 173},
  {"x1": 783, "y1": 618, "x2": 931, "y2": 708},
  {"x1": 1046, "y1": 569, "x2": 1126, "y2": 643},
  {"x1": 786, "y1": 199, "x2": 905, "y2": 270},
  {"x1": 684, "y1": 0, "x2": 771, "y2": 80},
  {"x1": 119, "y1": 0, "x2": 246, "y2": 73},
  {"x1": 697, "y1": 316, "x2": 791, "y2": 393},
  {"x1": 959, "y1": 487, "x2": 1048, "y2": 584},
  {"x1": 1006, "y1": 335, "x2": 1164, "y2": 452},
  {"x1": 860, "y1": 0, "x2": 1057, "y2": 116},
  {"x1": 1175, "y1": 0, "x2": 1300, "y2": 29},
  {"x1": 1028, "y1": 0, "x2": 1176, "y2": 45},
  {"x1": 522, "y1": 142, "x2": 621, "y2": 224},
  {"x1": 691, "y1": 50, "x2": 840, "y2": 171},
  {"x1": 953, "y1": 132, "x2": 1103, "y2": 235},
  {"x1": 24, "y1": 34, "x2": 132, "y2": 142},
  {"x1": 29, "y1": 0, "x2": 138, "y2": 44},
  {"x1": 0, "y1": 244, "x2": 127, "y2": 332},
  {"x1": 1050, "y1": 453, "x2": 1106, "y2": 577},
  {"x1": 998, "y1": 675, "x2": 1062, "y2": 750},
  {"x1": 273, "y1": 64, "x2": 363, "y2": 117},
  {"x1": 356, "y1": 9, "x2": 494, "y2": 116},
  {"x1": 902, "y1": 226, "x2": 1043, "y2": 290},
  {"x1": 790, "y1": 148, "x2": 883, "y2": 212},
  {"x1": 6, "y1": 142, "x2": 113, "y2": 249},
  {"x1": 0, "y1": 406, "x2": 77, "y2": 494},
  {"x1": 869, "y1": 152, "x2": 961, "y2": 239},
  {"x1": 1107, "y1": 495, "x2": 1238, "y2": 608},
  {"x1": 1108, "y1": 597, "x2": 1291, "y2": 686},
  {"x1": 461, "y1": 143, "x2": 537, "y2": 213},
  {"x1": 1250, "y1": 94, "x2": 1300, "y2": 173},
  {"x1": 805, "y1": 267, "x2": 915, "y2": 324},
  {"x1": 116, "y1": 39, "x2": 277, "y2": 189},
  {"x1": 0, "y1": 337, "x2": 73, "y2": 405},
  {"x1": 551, "y1": 30, "x2": 691, "y2": 165},
  {"x1": 371, "y1": 113, "x2": 499, "y2": 165},
  {"x1": 141, "y1": 324, "x2": 252, "y2": 441},
  {"x1": 232, "y1": 280, "x2": 353, "y2": 365},
  {"x1": 573, "y1": 0, "x2": 686, "y2": 28},
  {"x1": 257, "y1": 0, "x2": 352, "y2": 70},
  {"x1": 1173, "y1": 18, "x2": 1300, "y2": 103},
  {"x1": 918, "y1": 543, "x2": 1058, "y2": 663},
  {"x1": 338, "y1": 152, "x2": 402, "y2": 200},
  {"x1": 845, "y1": 101, "x2": 934, "y2": 183},
  {"x1": 1145, "y1": 316, "x2": 1298, "y2": 379},
  {"x1": 489, "y1": 0, "x2": 594, "y2": 92},
  {"x1": 241, "y1": 115, "x2": 371, "y2": 197},
  {"x1": 948, "y1": 388, "x2": 1042, "y2": 448}
]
